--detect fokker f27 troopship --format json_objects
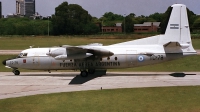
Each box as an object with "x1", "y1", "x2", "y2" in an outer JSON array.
[{"x1": 2, "y1": 4, "x2": 197, "y2": 77}]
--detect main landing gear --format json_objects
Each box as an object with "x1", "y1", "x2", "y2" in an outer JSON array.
[
  {"x1": 80, "y1": 69, "x2": 95, "y2": 77},
  {"x1": 12, "y1": 69, "x2": 20, "y2": 75}
]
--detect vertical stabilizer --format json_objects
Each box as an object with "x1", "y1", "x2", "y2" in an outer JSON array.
[
  {"x1": 159, "y1": 4, "x2": 191, "y2": 45},
  {"x1": 159, "y1": 4, "x2": 196, "y2": 54}
]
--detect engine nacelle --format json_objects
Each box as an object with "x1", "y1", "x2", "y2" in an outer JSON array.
[
  {"x1": 46, "y1": 48, "x2": 66, "y2": 57},
  {"x1": 87, "y1": 48, "x2": 114, "y2": 57}
]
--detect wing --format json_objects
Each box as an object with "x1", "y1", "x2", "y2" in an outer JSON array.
[
  {"x1": 66, "y1": 46, "x2": 114, "y2": 58},
  {"x1": 50, "y1": 44, "x2": 114, "y2": 60}
]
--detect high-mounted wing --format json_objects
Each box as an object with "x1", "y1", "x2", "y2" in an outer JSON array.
[{"x1": 47, "y1": 43, "x2": 114, "y2": 60}]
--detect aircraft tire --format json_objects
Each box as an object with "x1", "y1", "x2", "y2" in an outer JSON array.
[
  {"x1": 14, "y1": 70, "x2": 20, "y2": 75},
  {"x1": 80, "y1": 70, "x2": 88, "y2": 77}
]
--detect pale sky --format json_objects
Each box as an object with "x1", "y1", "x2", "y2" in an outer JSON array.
[{"x1": 1, "y1": 0, "x2": 200, "y2": 18}]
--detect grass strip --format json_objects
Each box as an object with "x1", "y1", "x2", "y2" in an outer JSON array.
[
  {"x1": 0, "y1": 86, "x2": 200, "y2": 112},
  {"x1": 0, "y1": 36, "x2": 200, "y2": 49}
]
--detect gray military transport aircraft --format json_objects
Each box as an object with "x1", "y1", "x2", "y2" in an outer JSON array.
[{"x1": 2, "y1": 4, "x2": 197, "y2": 77}]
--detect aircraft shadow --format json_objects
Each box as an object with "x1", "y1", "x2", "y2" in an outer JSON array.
[
  {"x1": 69, "y1": 70, "x2": 107, "y2": 85},
  {"x1": 69, "y1": 72, "x2": 196, "y2": 84},
  {"x1": 169, "y1": 73, "x2": 196, "y2": 77},
  {"x1": 105, "y1": 73, "x2": 196, "y2": 77}
]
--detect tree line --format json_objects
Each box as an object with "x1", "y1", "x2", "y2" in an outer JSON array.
[
  {"x1": 0, "y1": 1, "x2": 199, "y2": 35},
  {"x1": 0, "y1": 17, "x2": 51, "y2": 35}
]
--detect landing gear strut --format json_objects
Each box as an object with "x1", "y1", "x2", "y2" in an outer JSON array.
[{"x1": 12, "y1": 69, "x2": 20, "y2": 75}]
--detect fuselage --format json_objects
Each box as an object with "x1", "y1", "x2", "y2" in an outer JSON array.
[{"x1": 4, "y1": 45, "x2": 194, "y2": 71}]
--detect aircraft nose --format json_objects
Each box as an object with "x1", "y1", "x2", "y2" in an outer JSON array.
[{"x1": 2, "y1": 60, "x2": 6, "y2": 66}]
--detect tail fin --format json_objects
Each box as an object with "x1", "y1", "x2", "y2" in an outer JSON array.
[
  {"x1": 167, "y1": 4, "x2": 191, "y2": 42},
  {"x1": 159, "y1": 4, "x2": 196, "y2": 53}
]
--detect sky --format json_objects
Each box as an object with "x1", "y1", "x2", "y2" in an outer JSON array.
[{"x1": 0, "y1": 0, "x2": 200, "y2": 18}]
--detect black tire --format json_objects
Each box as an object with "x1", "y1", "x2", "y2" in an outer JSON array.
[
  {"x1": 14, "y1": 70, "x2": 20, "y2": 75},
  {"x1": 80, "y1": 70, "x2": 88, "y2": 77}
]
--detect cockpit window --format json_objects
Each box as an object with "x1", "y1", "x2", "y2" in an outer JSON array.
[
  {"x1": 23, "y1": 53, "x2": 28, "y2": 56},
  {"x1": 18, "y1": 53, "x2": 23, "y2": 57},
  {"x1": 18, "y1": 53, "x2": 28, "y2": 58}
]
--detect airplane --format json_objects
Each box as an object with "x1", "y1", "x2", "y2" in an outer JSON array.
[{"x1": 2, "y1": 4, "x2": 197, "y2": 77}]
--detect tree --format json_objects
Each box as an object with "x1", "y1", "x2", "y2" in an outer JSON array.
[
  {"x1": 193, "y1": 18, "x2": 200, "y2": 27},
  {"x1": 146, "y1": 18, "x2": 156, "y2": 22},
  {"x1": 91, "y1": 17, "x2": 99, "y2": 23},
  {"x1": 0, "y1": 18, "x2": 52, "y2": 35},
  {"x1": 160, "y1": 6, "x2": 172, "y2": 34},
  {"x1": 129, "y1": 13, "x2": 136, "y2": 18},
  {"x1": 100, "y1": 12, "x2": 124, "y2": 26},
  {"x1": 122, "y1": 15, "x2": 134, "y2": 33},
  {"x1": 160, "y1": 6, "x2": 197, "y2": 34},
  {"x1": 187, "y1": 9, "x2": 197, "y2": 29},
  {"x1": 52, "y1": 2, "x2": 99, "y2": 35},
  {"x1": 149, "y1": 12, "x2": 163, "y2": 22},
  {"x1": 102, "y1": 12, "x2": 124, "y2": 21},
  {"x1": 84, "y1": 23, "x2": 100, "y2": 34}
]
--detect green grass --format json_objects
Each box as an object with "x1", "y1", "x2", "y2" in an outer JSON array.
[
  {"x1": 0, "y1": 35, "x2": 200, "y2": 49},
  {"x1": 192, "y1": 39, "x2": 200, "y2": 49},
  {"x1": 0, "y1": 36, "x2": 132, "y2": 50},
  {"x1": 1, "y1": 86, "x2": 200, "y2": 112}
]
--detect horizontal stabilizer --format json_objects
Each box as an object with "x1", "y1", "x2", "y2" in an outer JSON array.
[{"x1": 164, "y1": 42, "x2": 190, "y2": 49}]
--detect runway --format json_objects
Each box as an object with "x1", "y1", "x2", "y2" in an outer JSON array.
[
  {"x1": 1, "y1": 71, "x2": 200, "y2": 99},
  {"x1": 0, "y1": 50, "x2": 22, "y2": 55}
]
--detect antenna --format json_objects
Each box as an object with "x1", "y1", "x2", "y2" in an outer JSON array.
[{"x1": 29, "y1": 45, "x2": 34, "y2": 48}]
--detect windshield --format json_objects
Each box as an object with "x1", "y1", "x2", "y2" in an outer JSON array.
[{"x1": 17, "y1": 53, "x2": 28, "y2": 58}]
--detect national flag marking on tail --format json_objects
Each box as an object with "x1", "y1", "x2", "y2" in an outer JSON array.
[{"x1": 170, "y1": 24, "x2": 179, "y2": 29}]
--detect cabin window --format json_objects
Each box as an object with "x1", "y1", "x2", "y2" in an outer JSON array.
[
  {"x1": 115, "y1": 57, "x2": 118, "y2": 61},
  {"x1": 107, "y1": 57, "x2": 110, "y2": 60}
]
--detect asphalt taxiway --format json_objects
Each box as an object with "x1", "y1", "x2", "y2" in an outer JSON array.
[{"x1": 1, "y1": 72, "x2": 200, "y2": 99}]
